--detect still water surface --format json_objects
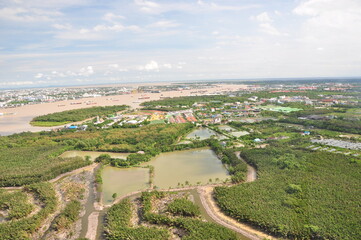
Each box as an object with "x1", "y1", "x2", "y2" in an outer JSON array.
[
  {"x1": 186, "y1": 128, "x2": 217, "y2": 140},
  {"x1": 102, "y1": 167, "x2": 149, "y2": 204},
  {"x1": 101, "y1": 148, "x2": 229, "y2": 203},
  {"x1": 147, "y1": 148, "x2": 229, "y2": 189}
]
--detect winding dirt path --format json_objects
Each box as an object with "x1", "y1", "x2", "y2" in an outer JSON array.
[
  {"x1": 234, "y1": 151, "x2": 257, "y2": 183},
  {"x1": 85, "y1": 212, "x2": 100, "y2": 240},
  {"x1": 198, "y1": 186, "x2": 275, "y2": 240},
  {"x1": 193, "y1": 152, "x2": 276, "y2": 240}
]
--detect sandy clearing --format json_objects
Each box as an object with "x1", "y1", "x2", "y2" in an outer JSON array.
[{"x1": 85, "y1": 211, "x2": 100, "y2": 240}]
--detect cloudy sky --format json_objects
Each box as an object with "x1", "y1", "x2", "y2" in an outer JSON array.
[{"x1": 0, "y1": 0, "x2": 361, "y2": 88}]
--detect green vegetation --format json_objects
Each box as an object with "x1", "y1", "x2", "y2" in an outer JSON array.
[
  {"x1": 167, "y1": 198, "x2": 201, "y2": 217},
  {"x1": 0, "y1": 144, "x2": 91, "y2": 187},
  {"x1": 0, "y1": 123, "x2": 194, "y2": 187},
  {"x1": 95, "y1": 153, "x2": 152, "y2": 167},
  {"x1": 58, "y1": 122, "x2": 194, "y2": 153},
  {"x1": 214, "y1": 146, "x2": 361, "y2": 239},
  {"x1": 53, "y1": 200, "x2": 81, "y2": 231},
  {"x1": 0, "y1": 190, "x2": 33, "y2": 220},
  {"x1": 141, "y1": 191, "x2": 239, "y2": 240},
  {"x1": 105, "y1": 191, "x2": 238, "y2": 240},
  {"x1": 209, "y1": 140, "x2": 247, "y2": 183},
  {"x1": 31, "y1": 105, "x2": 128, "y2": 126},
  {"x1": 0, "y1": 182, "x2": 57, "y2": 240},
  {"x1": 280, "y1": 117, "x2": 361, "y2": 134},
  {"x1": 105, "y1": 198, "x2": 170, "y2": 240},
  {"x1": 141, "y1": 95, "x2": 238, "y2": 110}
]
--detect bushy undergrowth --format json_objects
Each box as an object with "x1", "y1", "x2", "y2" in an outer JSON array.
[
  {"x1": 214, "y1": 147, "x2": 361, "y2": 239},
  {"x1": 0, "y1": 182, "x2": 57, "y2": 240}
]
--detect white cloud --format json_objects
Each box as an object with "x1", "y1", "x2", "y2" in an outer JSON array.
[
  {"x1": 5, "y1": 0, "x2": 89, "y2": 9},
  {"x1": 137, "y1": 61, "x2": 175, "y2": 71},
  {"x1": 253, "y1": 11, "x2": 286, "y2": 36},
  {"x1": 52, "y1": 23, "x2": 72, "y2": 30},
  {"x1": 108, "y1": 64, "x2": 119, "y2": 69},
  {"x1": 0, "y1": 81, "x2": 34, "y2": 86},
  {"x1": 294, "y1": 0, "x2": 361, "y2": 30},
  {"x1": 150, "y1": 20, "x2": 180, "y2": 28},
  {"x1": 34, "y1": 73, "x2": 43, "y2": 78},
  {"x1": 0, "y1": 7, "x2": 61, "y2": 22},
  {"x1": 255, "y1": 12, "x2": 272, "y2": 23},
  {"x1": 55, "y1": 22, "x2": 141, "y2": 40},
  {"x1": 293, "y1": 0, "x2": 361, "y2": 46},
  {"x1": 144, "y1": 61, "x2": 159, "y2": 71},
  {"x1": 134, "y1": 0, "x2": 259, "y2": 14},
  {"x1": 78, "y1": 66, "x2": 94, "y2": 76},
  {"x1": 259, "y1": 23, "x2": 283, "y2": 36},
  {"x1": 103, "y1": 13, "x2": 125, "y2": 23},
  {"x1": 162, "y1": 63, "x2": 172, "y2": 69}
]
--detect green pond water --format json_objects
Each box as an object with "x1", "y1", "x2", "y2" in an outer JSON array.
[
  {"x1": 146, "y1": 148, "x2": 229, "y2": 189},
  {"x1": 186, "y1": 128, "x2": 227, "y2": 140},
  {"x1": 102, "y1": 167, "x2": 149, "y2": 204},
  {"x1": 101, "y1": 148, "x2": 229, "y2": 204},
  {"x1": 60, "y1": 151, "x2": 129, "y2": 161},
  {"x1": 186, "y1": 128, "x2": 217, "y2": 140}
]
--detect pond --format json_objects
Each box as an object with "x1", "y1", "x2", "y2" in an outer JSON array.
[
  {"x1": 60, "y1": 151, "x2": 129, "y2": 161},
  {"x1": 102, "y1": 167, "x2": 149, "y2": 204},
  {"x1": 101, "y1": 148, "x2": 229, "y2": 204},
  {"x1": 218, "y1": 125, "x2": 236, "y2": 132},
  {"x1": 146, "y1": 148, "x2": 229, "y2": 189},
  {"x1": 186, "y1": 128, "x2": 226, "y2": 140}
]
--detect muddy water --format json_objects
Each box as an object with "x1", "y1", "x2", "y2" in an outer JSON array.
[
  {"x1": 101, "y1": 167, "x2": 149, "y2": 204},
  {"x1": 147, "y1": 148, "x2": 229, "y2": 189},
  {"x1": 100, "y1": 149, "x2": 229, "y2": 204},
  {"x1": 186, "y1": 128, "x2": 218, "y2": 140},
  {"x1": 60, "y1": 151, "x2": 129, "y2": 161}
]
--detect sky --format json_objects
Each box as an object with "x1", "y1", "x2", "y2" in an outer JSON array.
[{"x1": 0, "y1": 0, "x2": 361, "y2": 88}]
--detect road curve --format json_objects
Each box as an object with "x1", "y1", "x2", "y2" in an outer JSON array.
[
  {"x1": 195, "y1": 152, "x2": 276, "y2": 240},
  {"x1": 235, "y1": 151, "x2": 257, "y2": 183}
]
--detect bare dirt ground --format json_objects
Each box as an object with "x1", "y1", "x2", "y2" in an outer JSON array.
[{"x1": 85, "y1": 212, "x2": 100, "y2": 240}]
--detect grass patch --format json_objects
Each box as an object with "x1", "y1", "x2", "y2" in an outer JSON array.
[{"x1": 30, "y1": 121, "x2": 71, "y2": 127}]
